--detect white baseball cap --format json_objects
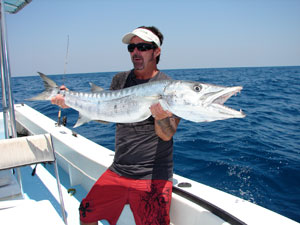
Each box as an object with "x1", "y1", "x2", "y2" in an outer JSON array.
[{"x1": 122, "y1": 28, "x2": 161, "y2": 47}]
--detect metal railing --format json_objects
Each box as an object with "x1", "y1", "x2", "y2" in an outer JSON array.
[
  {"x1": 0, "y1": 0, "x2": 17, "y2": 140},
  {"x1": 0, "y1": 0, "x2": 32, "y2": 196}
]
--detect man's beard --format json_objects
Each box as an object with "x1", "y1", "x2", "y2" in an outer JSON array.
[
  {"x1": 132, "y1": 54, "x2": 144, "y2": 70},
  {"x1": 131, "y1": 53, "x2": 155, "y2": 70}
]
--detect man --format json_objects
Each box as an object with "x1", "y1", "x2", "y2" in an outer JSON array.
[{"x1": 52, "y1": 26, "x2": 180, "y2": 225}]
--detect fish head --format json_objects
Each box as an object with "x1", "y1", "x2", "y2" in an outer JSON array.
[{"x1": 163, "y1": 81, "x2": 245, "y2": 122}]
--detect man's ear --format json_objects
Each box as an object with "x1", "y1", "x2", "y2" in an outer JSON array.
[{"x1": 154, "y1": 47, "x2": 161, "y2": 58}]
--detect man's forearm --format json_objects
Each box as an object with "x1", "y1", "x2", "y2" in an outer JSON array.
[{"x1": 155, "y1": 117, "x2": 180, "y2": 141}]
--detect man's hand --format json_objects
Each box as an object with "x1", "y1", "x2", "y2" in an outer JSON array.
[
  {"x1": 51, "y1": 85, "x2": 69, "y2": 109},
  {"x1": 150, "y1": 103, "x2": 172, "y2": 120},
  {"x1": 150, "y1": 103, "x2": 180, "y2": 141}
]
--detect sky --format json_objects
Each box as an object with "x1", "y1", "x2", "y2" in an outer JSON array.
[{"x1": 4, "y1": 0, "x2": 300, "y2": 77}]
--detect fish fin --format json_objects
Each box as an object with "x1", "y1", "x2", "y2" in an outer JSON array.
[
  {"x1": 73, "y1": 113, "x2": 91, "y2": 128},
  {"x1": 94, "y1": 120, "x2": 110, "y2": 124},
  {"x1": 27, "y1": 72, "x2": 59, "y2": 101},
  {"x1": 89, "y1": 82, "x2": 104, "y2": 93}
]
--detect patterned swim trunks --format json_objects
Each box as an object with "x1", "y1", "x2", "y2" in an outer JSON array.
[{"x1": 79, "y1": 169, "x2": 172, "y2": 225}]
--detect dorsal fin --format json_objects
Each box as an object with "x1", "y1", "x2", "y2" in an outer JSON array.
[{"x1": 89, "y1": 82, "x2": 104, "y2": 93}]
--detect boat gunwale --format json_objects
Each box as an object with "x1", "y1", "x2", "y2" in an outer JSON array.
[{"x1": 173, "y1": 186, "x2": 247, "y2": 225}]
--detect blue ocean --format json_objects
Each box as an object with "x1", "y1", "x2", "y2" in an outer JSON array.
[{"x1": 2, "y1": 66, "x2": 300, "y2": 222}]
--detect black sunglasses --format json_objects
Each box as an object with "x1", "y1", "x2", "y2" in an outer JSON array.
[{"x1": 127, "y1": 43, "x2": 157, "y2": 52}]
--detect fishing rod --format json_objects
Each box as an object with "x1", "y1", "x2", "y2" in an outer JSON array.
[
  {"x1": 64, "y1": 35, "x2": 69, "y2": 76},
  {"x1": 57, "y1": 35, "x2": 69, "y2": 126}
]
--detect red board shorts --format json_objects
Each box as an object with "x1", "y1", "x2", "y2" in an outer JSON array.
[{"x1": 79, "y1": 169, "x2": 172, "y2": 225}]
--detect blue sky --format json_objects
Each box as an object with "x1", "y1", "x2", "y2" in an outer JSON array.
[{"x1": 5, "y1": 0, "x2": 300, "y2": 76}]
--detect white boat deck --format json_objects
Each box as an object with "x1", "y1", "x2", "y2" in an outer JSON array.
[
  {"x1": 0, "y1": 164, "x2": 84, "y2": 224},
  {"x1": 0, "y1": 199, "x2": 66, "y2": 224}
]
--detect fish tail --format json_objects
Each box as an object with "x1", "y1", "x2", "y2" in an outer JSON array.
[{"x1": 27, "y1": 72, "x2": 59, "y2": 101}]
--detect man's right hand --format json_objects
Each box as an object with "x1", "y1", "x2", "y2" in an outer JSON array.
[{"x1": 51, "y1": 85, "x2": 70, "y2": 108}]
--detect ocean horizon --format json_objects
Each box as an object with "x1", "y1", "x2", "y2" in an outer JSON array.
[{"x1": 11, "y1": 65, "x2": 300, "y2": 78}]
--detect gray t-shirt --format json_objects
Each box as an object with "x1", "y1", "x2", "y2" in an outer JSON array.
[{"x1": 108, "y1": 70, "x2": 174, "y2": 181}]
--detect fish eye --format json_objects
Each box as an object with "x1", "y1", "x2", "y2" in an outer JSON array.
[{"x1": 193, "y1": 85, "x2": 202, "y2": 92}]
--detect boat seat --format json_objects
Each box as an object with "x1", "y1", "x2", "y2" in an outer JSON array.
[{"x1": 0, "y1": 134, "x2": 68, "y2": 224}]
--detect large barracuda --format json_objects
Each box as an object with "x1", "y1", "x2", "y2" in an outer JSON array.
[{"x1": 29, "y1": 72, "x2": 245, "y2": 127}]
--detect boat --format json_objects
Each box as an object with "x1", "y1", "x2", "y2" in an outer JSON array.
[{"x1": 1, "y1": 1, "x2": 299, "y2": 225}]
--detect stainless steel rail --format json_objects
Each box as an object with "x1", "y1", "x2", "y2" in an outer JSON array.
[
  {"x1": 0, "y1": 0, "x2": 32, "y2": 195},
  {"x1": 0, "y1": 0, "x2": 17, "y2": 139}
]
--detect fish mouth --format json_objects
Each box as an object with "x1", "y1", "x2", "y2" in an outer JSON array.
[
  {"x1": 213, "y1": 86, "x2": 242, "y2": 104},
  {"x1": 211, "y1": 86, "x2": 245, "y2": 116}
]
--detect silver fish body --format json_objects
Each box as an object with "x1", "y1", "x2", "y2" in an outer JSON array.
[
  {"x1": 29, "y1": 72, "x2": 245, "y2": 127},
  {"x1": 64, "y1": 81, "x2": 168, "y2": 126}
]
